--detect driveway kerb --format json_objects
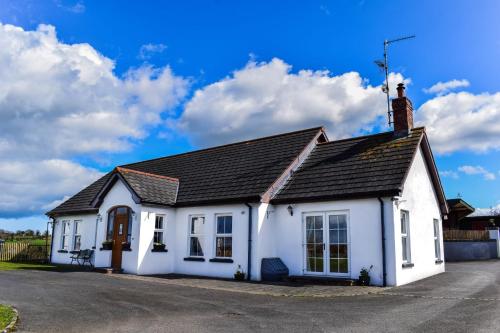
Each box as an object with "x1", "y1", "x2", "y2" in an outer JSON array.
[{"x1": 109, "y1": 273, "x2": 390, "y2": 298}]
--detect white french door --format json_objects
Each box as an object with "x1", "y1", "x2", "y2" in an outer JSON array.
[{"x1": 303, "y1": 212, "x2": 350, "y2": 276}]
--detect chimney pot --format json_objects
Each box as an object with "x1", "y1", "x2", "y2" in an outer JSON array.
[{"x1": 396, "y1": 83, "x2": 406, "y2": 98}]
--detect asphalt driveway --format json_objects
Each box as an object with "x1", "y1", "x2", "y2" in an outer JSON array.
[{"x1": 1, "y1": 261, "x2": 499, "y2": 332}]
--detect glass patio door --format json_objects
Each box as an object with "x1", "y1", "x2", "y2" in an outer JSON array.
[
  {"x1": 304, "y1": 212, "x2": 349, "y2": 276},
  {"x1": 327, "y1": 213, "x2": 349, "y2": 275},
  {"x1": 304, "y1": 214, "x2": 325, "y2": 274}
]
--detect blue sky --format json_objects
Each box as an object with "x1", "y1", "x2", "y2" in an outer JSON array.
[{"x1": 0, "y1": 0, "x2": 499, "y2": 231}]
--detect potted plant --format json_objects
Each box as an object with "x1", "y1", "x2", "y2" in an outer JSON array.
[
  {"x1": 101, "y1": 240, "x2": 112, "y2": 250},
  {"x1": 358, "y1": 265, "x2": 373, "y2": 286},
  {"x1": 121, "y1": 241, "x2": 131, "y2": 251},
  {"x1": 153, "y1": 242, "x2": 166, "y2": 251},
  {"x1": 234, "y1": 265, "x2": 245, "y2": 281}
]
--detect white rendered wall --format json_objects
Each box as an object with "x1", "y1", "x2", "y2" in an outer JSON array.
[
  {"x1": 136, "y1": 206, "x2": 176, "y2": 275},
  {"x1": 51, "y1": 214, "x2": 97, "y2": 265},
  {"x1": 272, "y1": 199, "x2": 387, "y2": 286},
  {"x1": 392, "y1": 146, "x2": 445, "y2": 285},
  {"x1": 173, "y1": 204, "x2": 250, "y2": 279}
]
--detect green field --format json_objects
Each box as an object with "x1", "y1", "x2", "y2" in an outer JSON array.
[
  {"x1": 4, "y1": 238, "x2": 51, "y2": 245},
  {"x1": 0, "y1": 305, "x2": 15, "y2": 331},
  {"x1": 0, "y1": 262, "x2": 88, "y2": 272}
]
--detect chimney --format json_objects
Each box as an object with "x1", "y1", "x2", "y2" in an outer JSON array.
[{"x1": 392, "y1": 83, "x2": 414, "y2": 136}]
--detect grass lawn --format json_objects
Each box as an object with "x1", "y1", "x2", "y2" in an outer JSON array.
[
  {"x1": 0, "y1": 305, "x2": 15, "y2": 331},
  {"x1": 0, "y1": 262, "x2": 86, "y2": 272}
]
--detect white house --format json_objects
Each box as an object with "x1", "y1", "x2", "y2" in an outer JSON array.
[{"x1": 47, "y1": 83, "x2": 448, "y2": 286}]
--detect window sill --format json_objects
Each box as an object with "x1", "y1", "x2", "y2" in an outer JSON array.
[
  {"x1": 402, "y1": 263, "x2": 414, "y2": 269},
  {"x1": 184, "y1": 257, "x2": 205, "y2": 262},
  {"x1": 122, "y1": 248, "x2": 132, "y2": 252},
  {"x1": 70, "y1": 250, "x2": 80, "y2": 254},
  {"x1": 152, "y1": 249, "x2": 168, "y2": 253},
  {"x1": 435, "y1": 259, "x2": 444, "y2": 264},
  {"x1": 99, "y1": 248, "x2": 111, "y2": 251},
  {"x1": 209, "y1": 258, "x2": 234, "y2": 263},
  {"x1": 57, "y1": 250, "x2": 68, "y2": 253}
]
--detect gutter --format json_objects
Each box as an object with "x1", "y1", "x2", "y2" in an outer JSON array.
[
  {"x1": 378, "y1": 198, "x2": 387, "y2": 287},
  {"x1": 245, "y1": 203, "x2": 253, "y2": 281}
]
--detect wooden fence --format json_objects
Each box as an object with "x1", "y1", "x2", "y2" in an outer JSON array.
[
  {"x1": 0, "y1": 242, "x2": 50, "y2": 263},
  {"x1": 443, "y1": 229, "x2": 490, "y2": 241}
]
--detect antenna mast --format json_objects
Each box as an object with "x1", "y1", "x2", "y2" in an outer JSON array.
[{"x1": 376, "y1": 35, "x2": 415, "y2": 126}]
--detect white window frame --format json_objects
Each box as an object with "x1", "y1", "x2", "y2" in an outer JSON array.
[
  {"x1": 433, "y1": 218, "x2": 441, "y2": 261},
  {"x1": 60, "y1": 220, "x2": 71, "y2": 251},
  {"x1": 188, "y1": 215, "x2": 205, "y2": 257},
  {"x1": 154, "y1": 215, "x2": 165, "y2": 244},
  {"x1": 73, "y1": 220, "x2": 82, "y2": 251},
  {"x1": 401, "y1": 210, "x2": 411, "y2": 264},
  {"x1": 214, "y1": 214, "x2": 233, "y2": 259}
]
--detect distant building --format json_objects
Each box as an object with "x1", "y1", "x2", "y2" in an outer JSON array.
[{"x1": 445, "y1": 198, "x2": 500, "y2": 230}]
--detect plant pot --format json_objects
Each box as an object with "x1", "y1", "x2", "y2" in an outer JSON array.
[
  {"x1": 153, "y1": 243, "x2": 166, "y2": 251},
  {"x1": 101, "y1": 242, "x2": 112, "y2": 250},
  {"x1": 234, "y1": 272, "x2": 245, "y2": 281},
  {"x1": 121, "y1": 242, "x2": 131, "y2": 251},
  {"x1": 358, "y1": 276, "x2": 370, "y2": 286}
]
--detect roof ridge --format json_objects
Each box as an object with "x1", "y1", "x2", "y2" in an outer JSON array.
[
  {"x1": 121, "y1": 126, "x2": 325, "y2": 167},
  {"x1": 315, "y1": 127, "x2": 425, "y2": 146},
  {"x1": 115, "y1": 167, "x2": 179, "y2": 182}
]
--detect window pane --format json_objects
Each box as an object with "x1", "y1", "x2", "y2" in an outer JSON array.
[
  {"x1": 191, "y1": 217, "x2": 204, "y2": 234},
  {"x1": 314, "y1": 216, "x2": 323, "y2": 229},
  {"x1": 117, "y1": 207, "x2": 128, "y2": 215},
  {"x1": 401, "y1": 212, "x2": 407, "y2": 234},
  {"x1": 338, "y1": 229, "x2": 347, "y2": 243},
  {"x1": 155, "y1": 216, "x2": 163, "y2": 230},
  {"x1": 224, "y1": 238, "x2": 232, "y2": 257},
  {"x1": 154, "y1": 231, "x2": 163, "y2": 244},
  {"x1": 329, "y1": 215, "x2": 338, "y2": 230},
  {"x1": 337, "y1": 215, "x2": 347, "y2": 229},
  {"x1": 107, "y1": 213, "x2": 114, "y2": 241},
  {"x1": 338, "y1": 259, "x2": 348, "y2": 273},
  {"x1": 402, "y1": 237, "x2": 408, "y2": 261},
  {"x1": 190, "y1": 237, "x2": 203, "y2": 256},
  {"x1": 224, "y1": 216, "x2": 232, "y2": 234},
  {"x1": 330, "y1": 259, "x2": 339, "y2": 273},
  {"x1": 338, "y1": 244, "x2": 348, "y2": 258},
  {"x1": 74, "y1": 235, "x2": 81, "y2": 251},
  {"x1": 306, "y1": 216, "x2": 314, "y2": 229}
]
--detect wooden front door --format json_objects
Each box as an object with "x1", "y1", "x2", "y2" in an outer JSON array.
[{"x1": 111, "y1": 211, "x2": 129, "y2": 270}]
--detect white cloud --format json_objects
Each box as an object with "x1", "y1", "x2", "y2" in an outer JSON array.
[
  {"x1": 0, "y1": 159, "x2": 103, "y2": 217},
  {"x1": 138, "y1": 43, "x2": 167, "y2": 60},
  {"x1": 177, "y1": 58, "x2": 406, "y2": 146},
  {"x1": 439, "y1": 170, "x2": 459, "y2": 179},
  {"x1": 0, "y1": 23, "x2": 188, "y2": 158},
  {"x1": 458, "y1": 165, "x2": 496, "y2": 180},
  {"x1": 0, "y1": 23, "x2": 189, "y2": 218},
  {"x1": 416, "y1": 91, "x2": 500, "y2": 154},
  {"x1": 54, "y1": 0, "x2": 86, "y2": 14},
  {"x1": 423, "y1": 79, "x2": 470, "y2": 95}
]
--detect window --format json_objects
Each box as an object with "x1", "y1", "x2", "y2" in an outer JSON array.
[
  {"x1": 189, "y1": 216, "x2": 205, "y2": 257},
  {"x1": 61, "y1": 220, "x2": 71, "y2": 251},
  {"x1": 401, "y1": 210, "x2": 411, "y2": 263},
  {"x1": 215, "y1": 215, "x2": 232, "y2": 258},
  {"x1": 433, "y1": 219, "x2": 441, "y2": 260},
  {"x1": 154, "y1": 215, "x2": 165, "y2": 244},
  {"x1": 73, "y1": 220, "x2": 82, "y2": 251}
]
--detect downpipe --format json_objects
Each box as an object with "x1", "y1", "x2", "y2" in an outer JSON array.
[{"x1": 378, "y1": 197, "x2": 387, "y2": 287}]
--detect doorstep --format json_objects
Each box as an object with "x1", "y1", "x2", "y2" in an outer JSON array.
[
  {"x1": 93, "y1": 267, "x2": 124, "y2": 274},
  {"x1": 287, "y1": 275, "x2": 358, "y2": 286}
]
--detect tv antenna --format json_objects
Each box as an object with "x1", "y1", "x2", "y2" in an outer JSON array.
[{"x1": 375, "y1": 35, "x2": 416, "y2": 126}]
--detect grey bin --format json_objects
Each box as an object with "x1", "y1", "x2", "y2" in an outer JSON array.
[{"x1": 261, "y1": 257, "x2": 289, "y2": 282}]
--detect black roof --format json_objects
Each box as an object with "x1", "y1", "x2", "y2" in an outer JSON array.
[
  {"x1": 272, "y1": 128, "x2": 425, "y2": 203},
  {"x1": 48, "y1": 127, "x2": 324, "y2": 216},
  {"x1": 447, "y1": 198, "x2": 475, "y2": 212},
  {"x1": 47, "y1": 126, "x2": 448, "y2": 217}
]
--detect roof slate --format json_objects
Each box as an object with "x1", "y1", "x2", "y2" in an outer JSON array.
[
  {"x1": 272, "y1": 128, "x2": 425, "y2": 203},
  {"x1": 47, "y1": 127, "x2": 323, "y2": 216},
  {"x1": 116, "y1": 167, "x2": 179, "y2": 206}
]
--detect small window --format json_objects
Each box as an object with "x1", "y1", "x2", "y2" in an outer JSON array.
[
  {"x1": 154, "y1": 215, "x2": 165, "y2": 244},
  {"x1": 189, "y1": 216, "x2": 205, "y2": 257},
  {"x1": 61, "y1": 220, "x2": 71, "y2": 251},
  {"x1": 215, "y1": 215, "x2": 232, "y2": 258},
  {"x1": 73, "y1": 220, "x2": 82, "y2": 251},
  {"x1": 433, "y1": 219, "x2": 441, "y2": 260},
  {"x1": 401, "y1": 210, "x2": 411, "y2": 263}
]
